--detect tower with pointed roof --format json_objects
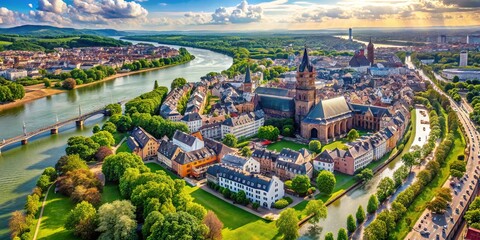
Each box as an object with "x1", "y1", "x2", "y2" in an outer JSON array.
[
  {"x1": 243, "y1": 66, "x2": 253, "y2": 93},
  {"x1": 295, "y1": 48, "x2": 317, "y2": 126},
  {"x1": 367, "y1": 38, "x2": 374, "y2": 65}
]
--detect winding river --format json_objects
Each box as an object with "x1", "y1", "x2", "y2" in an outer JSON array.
[{"x1": 0, "y1": 39, "x2": 232, "y2": 238}]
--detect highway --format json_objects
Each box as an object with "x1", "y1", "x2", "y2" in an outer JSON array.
[{"x1": 405, "y1": 57, "x2": 479, "y2": 240}]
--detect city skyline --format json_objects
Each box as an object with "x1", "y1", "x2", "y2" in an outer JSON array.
[{"x1": 0, "y1": 0, "x2": 479, "y2": 31}]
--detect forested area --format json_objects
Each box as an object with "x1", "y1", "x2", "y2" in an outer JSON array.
[
  {"x1": 414, "y1": 51, "x2": 480, "y2": 71},
  {"x1": 0, "y1": 78, "x2": 25, "y2": 102}
]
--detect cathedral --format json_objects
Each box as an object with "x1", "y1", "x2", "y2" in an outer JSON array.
[{"x1": 255, "y1": 46, "x2": 392, "y2": 143}]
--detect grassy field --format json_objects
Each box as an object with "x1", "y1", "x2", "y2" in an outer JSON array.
[
  {"x1": 116, "y1": 141, "x2": 131, "y2": 154},
  {"x1": 145, "y1": 163, "x2": 281, "y2": 239},
  {"x1": 37, "y1": 187, "x2": 75, "y2": 240},
  {"x1": 267, "y1": 140, "x2": 308, "y2": 151},
  {"x1": 392, "y1": 113, "x2": 465, "y2": 239},
  {"x1": 101, "y1": 182, "x2": 122, "y2": 204},
  {"x1": 0, "y1": 40, "x2": 12, "y2": 46},
  {"x1": 112, "y1": 132, "x2": 127, "y2": 145}
]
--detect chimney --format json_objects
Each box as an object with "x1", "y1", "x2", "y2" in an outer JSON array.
[{"x1": 359, "y1": 49, "x2": 365, "y2": 56}]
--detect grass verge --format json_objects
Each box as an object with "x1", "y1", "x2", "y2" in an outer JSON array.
[{"x1": 36, "y1": 187, "x2": 75, "y2": 240}]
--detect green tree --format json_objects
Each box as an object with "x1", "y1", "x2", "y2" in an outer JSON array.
[
  {"x1": 337, "y1": 228, "x2": 348, "y2": 240},
  {"x1": 97, "y1": 200, "x2": 137, "y2": 240},
  {"x1": 222, "y1": 134, "x2": 237, "y2": 147},
  {"x1": 376, "y1": 177, "x2": 395, "y2": 202},
  {"x1": 25, "y1": 194, "x2": 40, "y2": 216},
  {"x1": 187, "y1": 202, "x2": 207, "y2": 221},
  {"x1": 102, "y1": 122, "x2": 117, "y2": 134},
  {"x1": 356, "y1": 168, "x2": 374, "y2": 183},
  {"x1": 148, "y1": 211, "x2": 208, "y2": 240},
  {"x1": 347, "y1": 129, "x2": 360, "y2": 142},
  {"x1": 105, "y1": 103, "x2": 122, "y2": 115},
  {"x1": 367, "y1": 194, "x2": 379, "y2": 214},
  {"x1": 364, "y1": 219, "x2": 387, "y2": 240},
  {"x1": 102, "y1": 152, "x2": 145, "y2": 182},
  {"x1": 154, "y1": 80, "x2": 159, "y2": 89},
  {"x1": 93, "y1": 125, "x2": 101, "y2": 134},
  {"x1": 347, "y1": 214, "x2": 356, "y2": 233},
  {"x1": 453, "y1": 75, "x2": 460, "y2": 83},
  {"x1": 356, "y1": 205, "x2": 366, "y2": 223},
  {"x1": 36, "y1": 175, "x2": 51, "y2": 193},
  {"x1": 316, "y1": 171, "x2": 336, "y2": 195},
  {"x1": 276, "y1": 208, "x2": 298, "y2": 240},
  {"x1": 426, "y1": 188, "x2": 452, "y2": 213},
  {"x1": 62, "y1": 78, "x2": 77, "y2": 90},
  {"x1": 304, "y1": 200, "x2": 327, "y2": 223},
  {"x1": 292, "y1": 175, "x2": 311, "y2": 196},
  {"x1": 142, "y1": 211, "x2": 164, "y2": 239},
  {"x1": 91, "y1": 131, "x2": 115, "y2": 147},
  {"x1": 65, "y1": 201, "x2": 97, "y2": 239},
  {"x1": 9, "y1": 211, "x2": 28, "y2": 239},
  {"x1": 42, "y1": 167, "x2": 58, "y2": 182},
  {"x1": 258, "y1": 125, "x2": 280, "y2": 141},
  {"x1": 55, "y1": 154, "x2": 88, "y2": 174},
  {"x1": 241, "y1": 146, "x2": 252, "y2": 157},
  {"x1": 324, "y1": 232, "x2": 334, "y2": 240},
  {"x1": 171, "y1": 77, "x2": 187, "y2": 89},
  {"x1": 402, "y1": 152, "x2": 416, "y2": 172},
  {"x1": 308, "y1": 140, "x2": 322, "y2": 153}
]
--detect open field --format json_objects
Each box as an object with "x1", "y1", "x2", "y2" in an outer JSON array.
[{"x1": 36, "y1": 187, "x2": 75, "y2": 240}]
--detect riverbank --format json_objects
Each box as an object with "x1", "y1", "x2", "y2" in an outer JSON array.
[{"x1": 0, "y1": 61, "x2": 189, "y2": 112}]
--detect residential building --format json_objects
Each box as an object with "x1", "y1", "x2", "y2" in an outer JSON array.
[
  {"x1": 206, "y1": 164, "x2": 285, "y2": 209},
  {"x1": 181, "y1": 112, "x2": 203, "y2": 133},
  {"x1": 221, "y1": 110, "x2": 265, "y2": 139},
  {"x1": 221, "y1": 154, "x2": 260, "y2": 173},
  {"x1": 172, "y1": 130, "x2": 204, "y2": 152},
  {"x1": 127, "y1": 127, "x2": 159, "y2": 161}
]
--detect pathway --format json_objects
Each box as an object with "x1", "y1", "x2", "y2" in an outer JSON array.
[
  {"x1": 32, "y1": 182, "x2": 55, "y2": 240},
  {"x1": 112, "y1": 136, "x2": 127, "y2": 153}
]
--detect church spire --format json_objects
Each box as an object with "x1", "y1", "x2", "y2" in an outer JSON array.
[
  {"x1": 244, "y1": 65, "x2": 251, "y2": 83},
  {"x1": 299, "y1": 47, "x2": 314, "y2": 72}
]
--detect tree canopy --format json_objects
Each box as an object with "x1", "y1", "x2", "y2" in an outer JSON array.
[{"x1": 316, "y1": 171, "x2": 336, "y2": 195}]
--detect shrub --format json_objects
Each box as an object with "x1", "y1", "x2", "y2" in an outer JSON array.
[
  {"x1": 252, "y1": 202, "x2": 260, "y2": 210},
  {"x1": 285, "y1": 180, "x2": 292, "y2": 189},
  {"x1": 283, "y1": 197, "x2": 294, "y2": 204},
  {"x1": 274, "y1": 199, "x2": 290, "y2": 209}
]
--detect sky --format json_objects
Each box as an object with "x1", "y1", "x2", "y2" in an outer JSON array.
[{"x1": 0, "y1": 0, "x2": 479, "y2": 31}]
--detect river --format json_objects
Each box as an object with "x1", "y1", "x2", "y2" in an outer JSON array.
[{"x1": 0, "y1": 39, "x2": 232, "y2": 238}]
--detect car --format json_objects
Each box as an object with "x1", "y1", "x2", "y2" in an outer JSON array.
[{"x1": 419, "y1": 137, "x2": 421, "y2": 141}]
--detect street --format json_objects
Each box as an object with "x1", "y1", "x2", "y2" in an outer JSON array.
[{"x1": 405, "y1": 57, "x2": 480, "y2": 240}]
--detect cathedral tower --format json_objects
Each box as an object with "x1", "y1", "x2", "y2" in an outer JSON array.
[
  {"x1": 295, "y1": 48, "x2": 317, "y2": 126},
  {"x1": 243, "y1": 66, "x2": 252, "y2": 93},
  {"x1": 367, "y1": 37, "x2": 374, "y2": 65}
]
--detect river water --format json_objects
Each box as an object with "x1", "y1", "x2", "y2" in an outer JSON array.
[{"x1": 0, "y1": 39, "x2": 232, "y2": 238}]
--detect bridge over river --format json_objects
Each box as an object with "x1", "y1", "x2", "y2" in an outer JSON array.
[{"x1": 0, "y1": 102, "x2": 124, "y2": 153}]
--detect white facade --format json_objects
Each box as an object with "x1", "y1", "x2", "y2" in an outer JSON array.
[
  {"x1": 200, "y1": 124, "x2": 222, "y2": 139},
  {"x1": 157, "y1": 152, "x2": 173, "y2": 168},
  {"x1": 243, "y1": 157, "x2": 260, "y2": 173},
  {"x1": 221, "y1": 116, "x2": 264, "y2": 139},
  {"x1": 216, "y1": 174, "x2": 284, "y2": 209},
  {"x1": 5, "y1": 70, "x2": 28, "y2": 81},
  {"x1": 182, "y1": 119, "x2": 202, "y2": 132},
  {"x1": 442, "y1": 69, "x2": 480, "y2": 81},
  {"x1": 372, "y1": 140, "x2": 387, "y2": 161},
  {"x1": 173, "y1": 137, "x2": 204, "y2": 152},
  {"x1": 313, "y1": 160, "x2": 334, "y2": 173},
  {"x1": 353, "y1": 149, "x2": 373, "y2": 172}
]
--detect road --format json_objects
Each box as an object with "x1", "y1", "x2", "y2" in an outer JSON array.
[{"x1": 405, "y1": 57, "x2": 480, "y2": 240}]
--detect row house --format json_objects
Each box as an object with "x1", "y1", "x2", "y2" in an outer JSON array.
[
  {"x1": 221, "y1": 154, "x2": 260, "y2": 173},
  {"x1": 251, "y1": 148, "x2": 313, "y2": 180},
  {"x1": 206, "y1": 164, "x2": 285, "y2": 209}
]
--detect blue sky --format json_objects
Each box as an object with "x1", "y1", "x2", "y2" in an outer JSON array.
[{"x1": 0, "y1": 0, "x2": 478, "y2": 30}]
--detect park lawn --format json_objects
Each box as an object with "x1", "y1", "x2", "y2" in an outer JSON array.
[
  {"x1": 116, "y1": 141, "x2": 131, "y2": 154},
  {"x1": 37, "y1": 187, "x2": 75, "y2": 240},
  {"x1": 101, "y1": 182, "x2": 122, "y2": 204},
  {"x1": 146, "y1": 162, "x2": 180, "y2": 180},
  {"x1": 112, "y1": 132, "x2": 127, "y2": 145},
  {"x1": 321, "y1": 139, "x2": 347, "y2": 152},
  {"x1": 267, "y1": 140, "x2": 308, "y2": 152},
  {"x1": 391, "y1": 126, "x2": 465, "y2": 239}
]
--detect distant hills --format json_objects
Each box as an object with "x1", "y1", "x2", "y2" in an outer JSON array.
[{"x1": 0, "y1": 25, "x2": 129, "y2": 37}]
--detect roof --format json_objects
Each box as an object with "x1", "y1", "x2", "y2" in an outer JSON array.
[
  {"x1": 223, "y1": 110, "x2": 264, "y2": 127},
  {"x1": 349, "y1": 51, "x2": 371, "y2": 67},
  {"x1": 279, "y1": 148, "x2": 302, "y2": 163},
  {"x1": 181, "y1": 112, "x2": 202, "y2": 122},
  {"x1": 129, "y1": 127, "x2": 156, "y2": 149},
  {"x1": 252, "y1": 149, "x2": 279, "y2": 162},
  {"x1": 255, "y1": 87, "x2": 289, "y2": 97},
  {"x1": 157, "y1": 140, "x2": 180, "y2": 159},
  {"x1": 204, "y1": 137, "x2": 235, "y2": 156},
  {"x1": 299, "y1": 48, "x2": 314, "y2": 72},
  {"x1": 304, "y1": 96, "x2": 352, "y2": 123},
  {"x1": 276, "y1": 159, "x2": 311, "y2": 175},
  {"x1": 244, "y1": 66, "x2": 251, "y2": 83},
  {"x1": 221, "y1": 154, "x2": 250, "y2": 169},
  {"x1": 350, "y1": 103, "x2": 391, "y2": 118},
  {"x1": 258, "y1": 95, "x2": 294, "y2": 112},
  {"x1": 207, "y1": 164, "x2": 273, "y2": 191},
  {"x1": 173, "y1": 130, "x2": 198, "y2": 147},
  {"x1": 174, "y1": 147, "x2": 216, "y2": 165}
]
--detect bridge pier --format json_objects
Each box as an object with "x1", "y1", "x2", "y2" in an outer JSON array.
[
  {"x1": 21, "y1": 139, "x2": 28, "y2": 145},
  {"x1": 50, "y1": 128, "x2": 58, "y2": 135},
  {"x1": 75, "y1": 120, "x2": 84, "y2": 127}
]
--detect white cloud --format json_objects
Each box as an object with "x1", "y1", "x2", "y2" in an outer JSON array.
[
  {"x1": 0, "y1": 7, "x2": 18, "y2": 25},
  {"x1": 28, "y1": 3, "x2": 34, "y2": 8},
  {"x1": 212, "y1": 0, "x2": 263, "y2": 24},
  {"x1": 38, "y1": 0, "x2": 67, "y2": 14}
]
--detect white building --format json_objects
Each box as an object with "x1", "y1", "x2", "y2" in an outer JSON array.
[
  {"x1": 313, "y1": 150, "x2": 336, "y2": 173},
  {"x1": 206, "y1": 164, "x2": 285, "y2": 209},
  {"x1": 172, "y1": 130, "x2": 204, "y2": 152},
  {"x1": 181, "y1": 113, "x2": 203, "y2": 133},
  {"x1": 349, "y1": 141, "x2": 374, "y2": 172},
  {"x1": 369, "y1": 133, "x2": 388, "y2": 161},
  {"x1": 442, "y1": 69, "x2": 480, "y2": 81},
  {"x1": 460, "y1": 50, "x2": 468, "y2": 67},
  {"x1": 221, "y1": 154, "x2": 260, "y2": 173},
  {"x1": 221, "y1": 110, "x2": 265, "y2": 139},
  {"x1": 5, "y1": 69, "x2": 28, "y2": 81}
]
